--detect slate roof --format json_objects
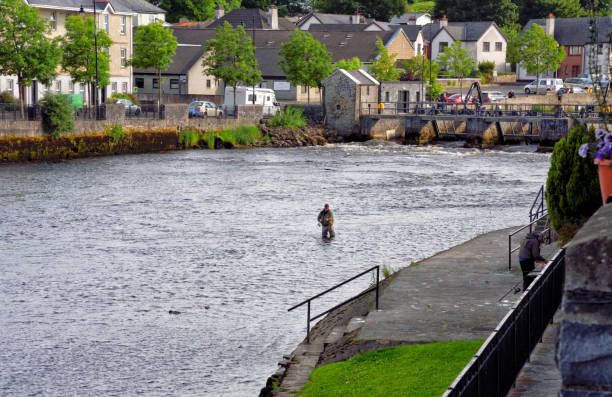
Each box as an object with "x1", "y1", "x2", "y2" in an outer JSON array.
[
  {"x1": 153, "y1": 27, "x2": 403, "y2": 77},
  {"x1": 308, "y1": 24, "x2": 374, "y2": 31},
  {"x1": 206, "y1": 9, "x2": 295, "y2": 30},
  {"x1": 296, "y1": 12, "x2": 367, "y2": 26},
  {"x1": 345, "y1": 70, "x2": 377, "y2": 85},
  {"x1": 423, "y1": 21, "x2": 501, "y2": 42},
  {"x1": 401, "y1": 25, "x2": 423, "y2": 41},
  {"x1": 522, "y1": 17, "x2": 612, "y2": 45},
  {"x1": 27, "y1": 0, "x2": 165, "y2": 13},
  {"x1": 390, "y1": 13, "x2": 430, "y2": 24}
]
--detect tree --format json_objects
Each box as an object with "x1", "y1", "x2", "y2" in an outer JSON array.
[
  {"x1": 334, "y1": 57, "x2": 362, "y2": 70},
  {"x1": 518, "y1": 0, "x2": 584, "y2": 25},
  {"x1": 61, "y1": 15, "x2": 112, "y2": 107},
  {"x1": 514, "y1": 23, "x2": 565, "y2": 94},
  {"x1": 279, "y1": 30, "x2": 333, "y2": 104},
  {"x1": 202, "y1": 21, "x2": 262, "y2": 111},
  {"x1": 503, "y1": 23, "x2": 522, "y2": 66},
  {"x1": 580, "y1": 0, "x2": 612, "y2": 16},
  {"x1": 0, "y1": 0, "x2": 61, "y2": 117},
  {"x1": 434, "y1": 0, "x2": 519, "y2": 28},
  {"x1": 400, "y1": 54, "x2": 442, "y2": 99},
  {"x1": 157, "y1": 0, "x2": 240, "y2": 22},
  {"x1": 131, "y1": 22, "x2": 178, "y2": 106},
  {"x1": 436, "y1": 41, "x2": 474, "y2": 96},
  {"x1": 314, "y1": 0, "x2": 407, "y2": 22},
  {"x1": 369, "y1": 38, "x2": 400, "y2": 82},
  {"x1": 546, "y1": 124, "x2": 601, "y2": 243}
]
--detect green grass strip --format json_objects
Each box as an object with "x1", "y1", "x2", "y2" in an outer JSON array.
[{"x1": 299, "y1": 339, "x2": 482, "y2": 397}]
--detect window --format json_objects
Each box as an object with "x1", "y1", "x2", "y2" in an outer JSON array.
[
  {"x1": 483, "y1": 42, "x2": 490, "y2": 52},
  {"x1": 55, "y1": 80, "x2": 61, "y2": 94},
  {"x1": 598, "y1": 44, "x2": 604, "y2": 55},
  {"x1": 248, "y1": 94, "x2": 257, "y2": 102},
  {"x1": 133, "y1": 15, "x2": 139, "y2": 27},
  {"x1": 206, "y1": 79, "x2": 211, "y2": 88},
  {"x1": 50, "y1": 11, "x2": 57, "y2": 31},
  {"x1": 366, "y1": 86, "x2": 370, "y2": 96},
  {"x1": 417, "y1": 43, "x2": 422, "y2": 54},
  {"x1": 569, "y1": 46, "x2": 582, "y2": 56},
  {"x1": 8, "y1": 79, "x2": 14, "y2": 95},
  {"x1": 69, "y1": 81, "x2": 75, "y2": 94},
  {"x1": 122, "y1": 82, "x2": 128, "y2": 93},
  {"x1": 120, "y1": 16, "x2": 126, "y2": 34},
  {"x1": 111, "y1": 82, "x2": 117, "y2": 95},
  {"x1": 152, "y1": 79, "x2": 159, "y2": 89},
  {"x1": 439, "y1": 42, "x2": 448, "y2": 53},
  {"x1": 135, "y1": 78, "x2": 144, "y2": 88},
  {"x1": 169, "y1": 79, "x2": 179, "y2": 89},
  {"x1": 149, "y1": 15, "x2": 155, "y2": 24},
  {"x1": 572, "y1": 65, "x2": 580, "y2": 76},
  {"x1": 104, "y1": 14, "x2": 109, "y2": 33},
  {"x1": 79, "y1": 83, "x2": 85, "y2": 99},
  {"x1": 120, "y1": 48, "x2": 127, "y2": 68},
  {"x1": 385, "y1": 91, "x2": 390, "y2": 102},
  {"x1": 495, "y1": 42, "x2": 502, "y2": 52}
]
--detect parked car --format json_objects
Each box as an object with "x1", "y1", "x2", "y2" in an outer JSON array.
[
  {"x1": 447, "y1": 94, "x2": 472, "y2": 104},
  {"x1": 188, "y1": 101, "x2": 223, "y2": 118},
  {"x1": 115, "y1": 98, "x2": 141, "y2": 116},
  {"x1": 564, "y1": 77, "x2": 593, "y2": 90},
  {"x1": 482, "y1": 91, "x2": 505, "y2": 102},
  {"x1": 558, "y1": 86, "x2": 587, "y2": 94},
  {"x1": 524, "y1": 78, "x2": 564, "y2": 94}
]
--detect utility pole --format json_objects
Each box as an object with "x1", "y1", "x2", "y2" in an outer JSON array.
[{"x1": 253, "y1": 15, "x2": 256, "y2": 105}]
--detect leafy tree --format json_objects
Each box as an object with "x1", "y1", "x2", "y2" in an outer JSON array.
[
  {"x1": 514, "y1": 23, "x2": 565, "y2": 94},
  {"x1": 434, "y1": 0, "x2": 518, "y2": 28},
  {"x1": 399, "y1": 54, "x2": 442, "y2": 99},
  {"x1": 517, "y1": 0, "x2": 584, "y2": 25},
  {"x1": 436, "y1": 41, "x2": 474, "y2": 96},
  {"x1": 202, "y1": 21, "x2": 262, "y2": 110},
  {"x1": 478, "y1": 61, "x2": 495, "y2": 83},
  {"x1": 40, "y1": 93, "x2": 74, "y2": 137},
  {"x1": 241, "y1": 0, "x2": 310, "y2": 16},
  {"x1": 314, "y1": 0, "x2": 407, "y2": 22},
  {"x1": 279, "y1": 29, "x2": 333, "y2": 103},
  {"x1": 580, "y1": 0, "x2": 612, "y2": 16},
  {"x1": 130, "y1": 22, "x2": 178, "y2": 105},
  {"x1": 503, "y1": 23, "x2": 522, "y2": 67},
  {"x1": 157, "y1": 0, "x2": 240, "y2": 22},
  {"x1": 546, "y1": 124, "x2": 601, "y2": 243},
  {"x1": 0, "y1": 0, "x2": 61, "y2": 117},
  {"x1": 334, "y1": 57, "x2": 362, "y2": 70},
  {"x1": 61, "y1": 15, "x2": 112, "y2": 107},
  {"x1": 369, "y1": 37, "x2": 400, "y2": 82}
]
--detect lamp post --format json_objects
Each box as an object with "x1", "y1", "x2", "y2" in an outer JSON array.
[
  {"x1": 80, "y1": 2, "x2": 99, "y2": 111},
  {"x1": 252, "y1": 15, "x2": 256, "y2": 105}
]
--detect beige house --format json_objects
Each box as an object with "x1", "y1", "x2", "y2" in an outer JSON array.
[{"x1": 0, "y1": 0, "x2": 165, "y2": 105}]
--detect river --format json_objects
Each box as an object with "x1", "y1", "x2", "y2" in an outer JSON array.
[{"x1": 0, "y1": 142, "x2": 550, "y2": 396}]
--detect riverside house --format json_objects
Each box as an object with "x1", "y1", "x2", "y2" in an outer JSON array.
[{"x1": 0, "y1": 0, "x2": 165, "y2": 105}]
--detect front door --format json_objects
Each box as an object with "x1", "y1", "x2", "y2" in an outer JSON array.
[
  {"x1": 397, "y1": 90, "x2": 410, "y2": 113},
  {"x1": 31, "y1": 81, "x2": 38, "y2": 104}
]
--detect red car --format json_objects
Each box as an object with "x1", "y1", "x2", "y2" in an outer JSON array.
[{"x1": 447, "y1": 94, "x2": 473, "y2": 104}]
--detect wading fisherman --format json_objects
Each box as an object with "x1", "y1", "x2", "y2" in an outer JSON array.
[{"x1": 317, "y1": 204, "x2": 335, "y2": 239}]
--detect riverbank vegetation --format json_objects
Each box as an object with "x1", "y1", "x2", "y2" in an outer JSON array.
[
  {"x1": 269, "y1": 106, "x2": 307, "y2": 128},
  {"x1": 299, "y1": 340, "x2": 482, "y2": 396}
]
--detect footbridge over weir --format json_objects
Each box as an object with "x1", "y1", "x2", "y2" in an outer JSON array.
[{"x1": 359, "y1": 103, "x2": 605, "y2": 145}]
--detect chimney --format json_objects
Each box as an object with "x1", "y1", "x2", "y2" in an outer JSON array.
[
  {"x1": 214, "y1": 6, "x2": 224, "y2": 20},
  {"x1": 267, "y1": 6, "x2": 278, "y2": 30},
  {"x1": 350, "y1": 11, "x2": 360, "y2": 24},
  {"x1": 440, "y1": 15, "x2": 447, "y2": 28},
  {"x1": 545, "y1": 13, "x2": 555, "y2": 36}
]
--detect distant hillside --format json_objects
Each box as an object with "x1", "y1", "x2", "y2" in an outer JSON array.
[{"x1": 406, "y1": 1, "x2": 435, "y2": 13}]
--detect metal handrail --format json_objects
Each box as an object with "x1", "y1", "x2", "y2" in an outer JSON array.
[
  {"x1": 529, "y1": 185, "x2": 547, "y2": 222},
  {"x1": 443, "y1": 248, "x2": 565, "y2": 397},
  {"x1": 508, "y1": 215, "x2": 551, "y2": 271},
  {"x1": 288, "y1": 265, "x2": 379, "y2": 343}
]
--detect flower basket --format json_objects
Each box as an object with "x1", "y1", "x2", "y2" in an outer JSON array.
[{"x1": 595, "y1": 159, "x2": 612, "y2": 205}]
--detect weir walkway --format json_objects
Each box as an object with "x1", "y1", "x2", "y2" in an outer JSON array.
[{"x1": 271, "y1": 227, "x2": 560, "y2": 396}]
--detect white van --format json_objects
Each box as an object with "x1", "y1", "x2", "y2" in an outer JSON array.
[
  {"x1": 524, "y1": 78, "x2": 564, "y2": 94},
  {"x1": 224, "y1": 86, "x2": 280, "y2": 117}
]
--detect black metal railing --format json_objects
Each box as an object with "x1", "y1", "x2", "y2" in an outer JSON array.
[
  {"x1": 529, "y1": 185, "x2": 547, "y2": 222},
  {"x1": 443, "y1": 248, "x2": 565, "y2": 397},
  {"x1": 288, "y1": 266, "x2": 380, "y2": 343},
  {"x1": 74, "y1": 105, "x2": 106, "y2": 120},
  {"x1": 126, "y1": 103, "x2": 165, "y2": 119},
  {"x1": 0, "y1": 103, "x2": 42, "y2": 120},
  {"x1": 360, "y1": 101, "x2": 606, "y2": 120}
]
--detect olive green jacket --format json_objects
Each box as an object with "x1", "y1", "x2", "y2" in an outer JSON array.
[{"x1": 318, "y1": 209, "x2": 334, "y2": 226}]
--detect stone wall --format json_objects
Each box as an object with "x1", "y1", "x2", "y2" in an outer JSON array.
[
  {"x1": 502, "y1": 93, "x2": 598, "y2": 106},
  {"x1": 492, "y1": 74, "x2": 516, "y2": 83},
  {"x1": 323, "y1": 71, "x2": 358, "y2": 135},
  {"x1": 360, "y1": 116, "x2": 405, "y2": 141},
  {"x1": 236, "y1": 104, "x2": 263, "y2": 120},
  {"x1": 557, "y1": 204, "x2": 612, "y2": 396}
]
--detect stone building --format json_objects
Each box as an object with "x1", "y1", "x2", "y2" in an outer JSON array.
[{"x1": 322, "y1": 69, "x2": 378, "y2": 134}]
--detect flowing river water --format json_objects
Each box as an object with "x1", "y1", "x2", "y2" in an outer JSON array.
[{"x1": 0, "y1": 142, "x2": 551, "y2": 396}]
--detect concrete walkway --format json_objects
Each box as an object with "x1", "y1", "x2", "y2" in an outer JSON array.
[{"x1": 358, "y1": 227, "x2": 558, "y2": 343}]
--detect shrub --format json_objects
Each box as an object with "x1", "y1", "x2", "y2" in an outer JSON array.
[
  {"x1": 478, "y1": 61, "x2": 495, "y2": 83},
  {"x1": 108, "y1": 93, "x2": 140, "y2": 105},
  {"x1": 268, "y1": 106, "x2": 306, "y2": 128},
  {"x1": 40, "y1": 93, "x2": 74, "y2": 137},
  {"x1": 106, "y1": 125, "x2": 126, "y2": 144},
  {"x1": 0, "y1": 91, "x2": 19, "y2": 111},
  {"x1": 179, "y1": 128, "x2": 201, "y2": 148},
  {"x1": 546, "y1": 124, "x2": 601, "y2": 243},
  {"x1": 217, "y1": 125, "x2": 261, "y2": 146}
]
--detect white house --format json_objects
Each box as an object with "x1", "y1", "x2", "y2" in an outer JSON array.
[
  {"x1": 429, "y1": 17, "x2": 509, "y2": 71},
  {"x1": 390, "y1": 13, "x2": 432, "y2": 26}
]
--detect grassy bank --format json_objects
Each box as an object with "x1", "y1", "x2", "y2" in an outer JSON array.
[
  {"x1": 299, "y1": 340, "x2": 482, "y2": 397},
  {"x1": 0, "y1": 125, "x2": 265, "y2": 163}
]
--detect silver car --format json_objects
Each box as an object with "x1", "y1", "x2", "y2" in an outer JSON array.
[
  {"x1": 115, "y1": 98, "x2": 141, "y2": 116},
  {"x1": 188, "y1": 101, "x2": 223, "y2": 118}
]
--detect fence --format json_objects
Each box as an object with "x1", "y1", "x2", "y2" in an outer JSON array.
[
  {"x1": 360, "y1": 101, "x2": 606, "y2": 119},
  {"x1": 0, "y1": 104, "x2": 42, "y2": 120},
  {"x1": 74, "y1": 105, "x2": 106, "y2": 120},
  {"x1": 443, "y1": 248, "x2": 565, "y2": 397}
]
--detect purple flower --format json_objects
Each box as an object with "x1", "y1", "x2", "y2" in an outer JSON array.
[
  {"x1": 578, "y1": 143, "x2": 589, "y2": 158},
  {"x1": 596, "y1": 129, "x2": 606, "y2": 140},
  {"x1": 605, "y1": 133, "x2": 612, "y2": 147},
  {"x1": 598, "y1": 140, "x2": 606, "y2": 149}
]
